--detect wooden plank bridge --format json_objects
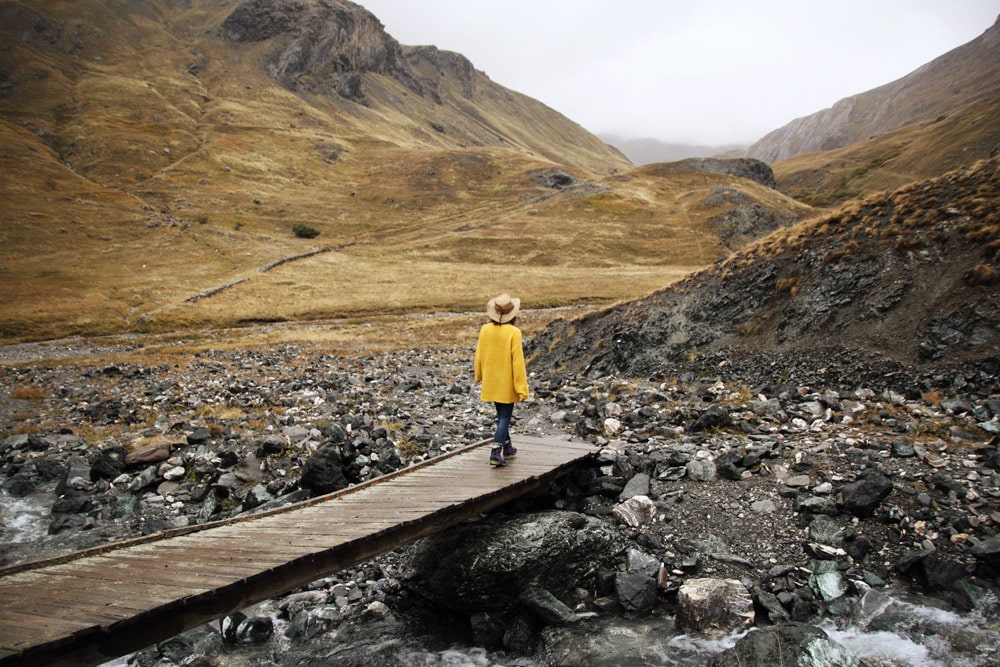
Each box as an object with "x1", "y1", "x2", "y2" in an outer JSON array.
[{"x1": 0, "y1": 436, "x2": 595, "y2": 667}]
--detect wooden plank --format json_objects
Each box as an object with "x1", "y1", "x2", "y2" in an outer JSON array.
[
  {"x1": 0, "y1": 610, "x2": 99, "y2": 650},
  {"x1": 38, "y1": 560, "x2": 238, "y2": 590},
  {"x1": 101, "y1": 550, "x2": 264, "y2": 571},
  {"x1": 0, "y1": 581, "x2": 160, "y2": 618},
  {"x1": 2, "y1": 599, "x2": 131, "y2": 626},
  {"x1": 37, "y1": 571, "x2": 193, "y2": 608},
  {"x1": 44, "y1": 565, "x2": 231, "y2": 594}
]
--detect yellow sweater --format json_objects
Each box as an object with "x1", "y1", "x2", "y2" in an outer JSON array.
[{"x1": 474, "y1": 322, "x2": 529, "y2": 403}]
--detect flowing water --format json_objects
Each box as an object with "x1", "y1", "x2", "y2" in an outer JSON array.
[
  {"x1": 0, "y1": 490, "x2": 51, "y2": 545},
  {"x1": 95, "y1": 591, "x2": 999, "y2": 667}
]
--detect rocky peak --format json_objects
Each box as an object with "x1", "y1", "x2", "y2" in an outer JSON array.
[
  {"x1": 220, "y1": 0, "x2": 306, "y2": 43},
  {"x1": 404, "y1": 45, "x2": 478, "y2": 101},
  {"x1": 661, "y1": 157, "x2": 776, "y2": 188},
  {"x1": 221, "y1": 0, "x2": 423, "y2": 101}
]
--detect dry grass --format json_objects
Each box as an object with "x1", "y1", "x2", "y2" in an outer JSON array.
[
  {"x1": 1, "y1": 1, "x2": 989, "y2": 347},
  {"x1": 4, "y1": 2, "x2": 793, "y2": 344},
  {"x1": 773, "y1": 97, "x2": 1000, "y2": 207},
  {"x1": 10, "y1": 384, "x2": 45, "y2": 400}
]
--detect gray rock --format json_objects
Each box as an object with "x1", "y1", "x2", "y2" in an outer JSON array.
[
  {"x1": 839, "y1": 472, "x2": 893, "y2": 517},
  {"x1": 707, "y1": 622, "x2": 865, "y2": 666},
  {"x1": 970, "y1": 533, "x2": 1000, "y2": 563},
  {"x1": 89, "y1": 446, "x2": 127, "y2": 481},
  {"x1": 691, "y1": 405, "x2": 732, "y2": 432},
  {"x1": 614, "y1": 571, "x2": 657, "y2": 613},
  {"x1": 750, "y1": 499, "x2": 777, "y2": 513},
  {"x1": 402, "y1": 510, "x2": 623, "y2": 614},
  {"x1": 755, "y1": 588, "x2": 791, "y2": 623},
  {"x1": 808, "y1": 516, "x2": 847, "y2": 546},
  {"x1": 127, "y1": 466, "x2": 159, "y2": 493},
  {"x1": 676, "y1": 577, "x2": 754, "y2": 632},
  {"x1": 626, "y1": 548, "x2": 661, "y2": 578},
  {"x1": 686, "y1": 459, "x2": 717, "y2": 482},
  {"x1": 795, "y1": 495, "x2": 840, "y2": 515},
  {"x1": 809, "y1": 561, "x2": 847, "y2": 601},
  {"x1": 519, "y1": 588, "x2": 579, "y2": 625},
  {"x1": 299, "y1": 443, "x2": 348, "y2": 496},
  {"x1": 619, "y1": 472, "x2": 650, "y2": 499}
]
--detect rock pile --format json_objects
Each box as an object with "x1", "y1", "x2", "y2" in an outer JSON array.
[{"x1": 2, "y1": 342, "x2": 999, "y2": 664}]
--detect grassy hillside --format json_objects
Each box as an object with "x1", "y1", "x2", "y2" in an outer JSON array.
[
  {"x1": 773, "y1": 96, "x2": 1000, "y2": 207},
  {"x1": 0, "y1": 0, "x2": 810, "y2": 342},
  {"x1": 530, "y1": 156, "x2": 1000, "y2": 378},
  {"x1": 3, "y1": 1, "x2": 992, "y2": 346}
]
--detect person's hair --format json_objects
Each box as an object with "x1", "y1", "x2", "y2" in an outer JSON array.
[{"x1": 492, "y1": 317, "x2": 516, "y2": 325}]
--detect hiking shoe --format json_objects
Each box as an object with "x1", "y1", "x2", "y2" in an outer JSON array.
[
  {"x1": 489, "y1": 447, "x2": 506, "y2": 467},
  {"x1": 502, "y1": 440, "x2": 517, "y2": 459}
]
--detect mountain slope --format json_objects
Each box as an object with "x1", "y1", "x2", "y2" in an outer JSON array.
[
  {"x1": 0, "y1": 0, "x2": 808, "y2": 341},
  {"x1": 772, "y1": 95, "x2": 1000, "y2": 207},
  {"x1": 749, "y1": 15, "x2": 1000, "y2": 164},
  {"x1": 529, "y1": 157, "x2": 1000, "y2": 383}
]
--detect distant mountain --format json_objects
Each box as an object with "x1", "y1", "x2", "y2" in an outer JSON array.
[
  {"x1": 749, "y1": 15, "x2": 1000, "y2": 163},
  {"x1": 599, "y1": 134, "x2": 745, "y2": 165}
]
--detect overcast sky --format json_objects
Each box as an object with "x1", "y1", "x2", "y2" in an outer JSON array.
[{"x1": 359, "y1": 1, "x2": 999, "y2": 146}]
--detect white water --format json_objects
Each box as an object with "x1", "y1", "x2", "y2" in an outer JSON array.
[
  {"x1": 0, "y1": 490, "x2": 50, "y2": 544},
  {"x1": 820, "y1": 590, "x2": 1000, "y2": 667},
  {"x1": 83, "y1": 594, "x2": 1000, "y2": 667}
]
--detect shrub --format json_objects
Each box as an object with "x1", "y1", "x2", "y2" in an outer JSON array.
[
  {"x1": 11, "y1": 384, "x2": 44, "y2": 400},
  {"x1": 963, "y1": 263, "x2": 1000, "y2": 286},
  {"x1": 293, "y1": 224, "x2": 319, "y2": 239},
  {"x1": 775, "y1": 277, "x2": 797, "y2": 293}
]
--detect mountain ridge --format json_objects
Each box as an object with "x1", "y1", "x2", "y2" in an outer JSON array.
[{"x1": 747, "y1": 14, "x2": 1000, "y2": 163}]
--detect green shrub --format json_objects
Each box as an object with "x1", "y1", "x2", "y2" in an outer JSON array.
[{"x1": 293, "y1": 224, "x2": 319, "y2": 239}]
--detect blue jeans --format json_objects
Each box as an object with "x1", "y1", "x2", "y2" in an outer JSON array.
[{"x1": 493, "y1": 402, "x2": 514, "y2": 445}]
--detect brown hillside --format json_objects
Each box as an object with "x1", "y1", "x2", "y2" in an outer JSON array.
[
  {"x1": 772, "y1": 95, "x2": 1000, "y2": 208},
  {"x1": 0, "y1": 0, "x2": 806, "y2": 342},
  {"x1": 530, "y1": 157, "x2": 1000, "y2": 383}
]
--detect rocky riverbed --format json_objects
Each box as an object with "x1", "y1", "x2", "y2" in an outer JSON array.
[{"x1": 2, "y1": 339, "x2": 999, "y2": 666}]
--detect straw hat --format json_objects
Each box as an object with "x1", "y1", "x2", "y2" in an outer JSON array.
[{"x1": 486, "y1": 293, "x2": 520, "y2": 323}]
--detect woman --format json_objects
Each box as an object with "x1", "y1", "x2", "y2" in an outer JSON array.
[{"x1": 474, "y1": 293, "x2": 530, "y2": 466}]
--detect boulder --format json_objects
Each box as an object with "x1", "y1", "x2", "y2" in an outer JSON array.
[
  {"x1": 970, "y1": 533, "x2": 1000, "y2": 565},
  {"x1": 90, "y1": 446, "x2": 127, "y2": 481},
  {"x1": 299, "y1": 443, "x2": 349, "y2": 495},
  {"x1": 676, "y1": 578, "x2": 754, "y2": 632},
  {"x1": 519, "y1": 588, "x2": 579, "y2": 625},
  {"x1": 686, "y1": 458, "x2": 718, "y2": 482},
  {"x1": 126, "y1": 442, "x2": 171, "y2": 466},
  {"x1": 691, "y1": 405, "x2": 732, "y2": 432},
  {"x1": 612, "y1": 495, "x2": 659, "y2": 527},
  {"x1": 707, "y1": 622, "x2": 866, "y2": 666},
  {"x1": 614, "y1": 571, "x2": 657, "y2": 613},
  {"x1": 402, "y1": 510, "x2": 623, "y2": 614},
  {"x1": 839, "y1": 473, "x2": 893, "y2": 517}
]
